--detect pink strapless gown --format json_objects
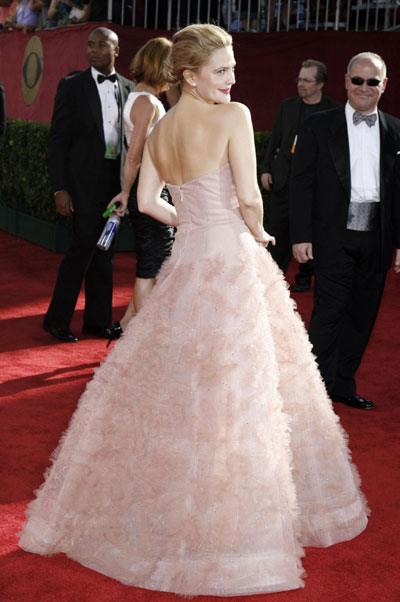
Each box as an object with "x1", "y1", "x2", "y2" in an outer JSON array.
[{"x1": 19, "y1": 165, "x2": 368, "y2": 596}]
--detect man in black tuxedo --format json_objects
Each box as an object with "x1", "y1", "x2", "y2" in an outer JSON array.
[
  {"x1": 43, "y1": 27, "x2": 134, "y2": 342},
  {"x1": 290, "y1": 52, "x2": 400, "y2": 409},
  {"x1": 261, "y1": 59, "x2": 340, "y2": 291}
]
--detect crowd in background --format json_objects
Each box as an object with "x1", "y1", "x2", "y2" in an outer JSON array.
[
  {"x1": 0, "y1": 1, "x2": 397, "y2": 34},
  {"x1": 0, "y1": 2, "x2": 267, "y2": 34},
  {"x1": 0, "y1": 0, "x2": 116, "y2": 32}
]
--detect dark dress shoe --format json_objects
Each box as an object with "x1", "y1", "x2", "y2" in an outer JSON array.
[
  {"x1": 43, "y1": 323, "x2": 78, "y2": 343},
  {"x1": 82, "y1": 325, "x2": 112, "y2": 339},
  {"x1": 331, "y1": 393, "x2": 375, "y2": 410},
  {"x1": 106, "y1": 321, "x2": 123, "y2": 347},
  {"x1": 291, "y1": 282, "x2": 311, "y2": 293}
]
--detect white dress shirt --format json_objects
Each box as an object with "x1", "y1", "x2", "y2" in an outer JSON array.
[
  {"x1": 91, "y1": 66, "x2": 120, "y2": 159},
  {"x1": 345, "y1": 101, "x2": 380, "y2": 203}
]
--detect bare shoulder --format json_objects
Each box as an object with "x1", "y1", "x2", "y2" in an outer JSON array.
[
  {"x1": 132, "y1": 93, "x2": 158, "y2": 109},
  {"x1": 151, "y1": 103, "x2": 174, "y2": 129},
  {"x1": 217, "y1": 102, "x2": 252, "y2": 128},
  {"x1": 129, "y1": 93, "x2": 159, "y2": 122},
  {"x1": 147, "y1": 107, "x2": 171, "y2": 147},
  {"x1": 219, "y1": 101, "x2": 251, "y2": 118}
]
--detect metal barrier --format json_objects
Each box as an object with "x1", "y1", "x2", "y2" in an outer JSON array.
[{"x1": 108, "y1": 0, "x2": 399, "y2": 31}]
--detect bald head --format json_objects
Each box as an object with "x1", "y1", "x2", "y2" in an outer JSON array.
[
  {"x1": 87, "y1": 28, "x2": 120, "y2": 75},
  {"x1": 89, "y1": 27, "x2": 119, "y2": 48},
  {"x1": 347, "y1": 52, "x2": 386, "y2": 80}
]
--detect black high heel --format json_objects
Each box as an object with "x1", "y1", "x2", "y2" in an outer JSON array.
[{"x1": 106, "y1": 321, "x2": 123, "y2": 347}]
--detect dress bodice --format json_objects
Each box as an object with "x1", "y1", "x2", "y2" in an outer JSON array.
[
  {"x1": 123, "y1": 91, "x2": 166, "y2": 145},
  {"x1": 166, "y1": 163, "x2": 243, "y2": 229}
]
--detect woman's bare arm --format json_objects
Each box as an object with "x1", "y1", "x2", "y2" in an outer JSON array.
[
  {"x1": 111, "y1": 95, "x2": 158, "y2": 214},
  {"x1": 136, "y1": 143, "x2": 178, "y2": 227},
  {"x1": 227, "y1": 103, "x2": 274, "y2": 246}
]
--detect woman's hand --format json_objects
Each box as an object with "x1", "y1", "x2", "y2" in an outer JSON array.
[
  {"x1": 108, "y1": 192, "x2": 129, "y2": 217},
  {"x1": 255, "y1": 230, "x2": 276, "y2": 247}
]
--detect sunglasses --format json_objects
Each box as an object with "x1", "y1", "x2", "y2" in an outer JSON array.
[{"x1": 349, "y1": 76, "x2": 381, "y2": 87}]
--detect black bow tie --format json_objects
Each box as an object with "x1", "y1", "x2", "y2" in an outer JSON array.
[
  {"x1": 97, "y1": 73, "x2": 117, "y2": 84},
  {"x1": 353, "y1": 110, "x2": 377, "y2": 128}
]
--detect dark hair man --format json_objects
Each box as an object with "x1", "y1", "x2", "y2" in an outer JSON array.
[
  {"x1": 290, "y1": 52, "x2": 400, "y2": 409},
  {"x1": 43, "y1": 27, "x2": 134, "y2": 342},
  {"x1": 261, "y1": 59, "x2": 340, "y2": 291}
]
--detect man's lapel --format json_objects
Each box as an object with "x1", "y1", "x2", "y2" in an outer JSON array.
[
  {"x1": 378, "y1": 109, "x2": 398, "y2": 203},
  {"x1": 116, "y1": 74, "x2": 131, "y2": 107},
  {"x1": 328, "y1": 108, "x2": 351, "y2": 200},
  {"x1": 83, "y1": 68, "x2": 104, "y2": 142},
  {"x1": 292, "y1": 96, "x2": 303, "y2": 134},
  {"x1": 116, "y1": 74, "x2": 132, "y2": 146}
]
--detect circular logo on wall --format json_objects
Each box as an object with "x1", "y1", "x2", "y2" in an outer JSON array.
[{"x1": 21, "y1": 35, "x2": 44, "y2": 105}]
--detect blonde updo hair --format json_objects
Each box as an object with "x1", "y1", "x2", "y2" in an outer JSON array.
[
  {"x1": 130, "y1": 37, "x2": 172, "y2": 91},
  {"x1": 170, "y1": 23, "x2": 232, "y2": 83}
]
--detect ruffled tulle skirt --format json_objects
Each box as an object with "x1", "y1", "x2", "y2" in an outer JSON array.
[{"x1": 19, "y1": 221, "x2": 368, "y2": 596}]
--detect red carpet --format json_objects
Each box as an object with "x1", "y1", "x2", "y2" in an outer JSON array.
[{"x1": 0, "y1": 230, "x2": 399, "y2": 602}]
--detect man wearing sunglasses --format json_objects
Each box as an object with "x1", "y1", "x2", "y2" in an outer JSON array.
[
  {"x1": 261, "y1": 59, "x2": 340, "y2": 292},
  {"x1": 290, "y1": 51, "x2": 400, "y2": 410}
]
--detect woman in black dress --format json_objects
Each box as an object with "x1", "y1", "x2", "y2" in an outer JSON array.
[{"x1": 108, "y1": 37, "x2": 175, "y2": 341}]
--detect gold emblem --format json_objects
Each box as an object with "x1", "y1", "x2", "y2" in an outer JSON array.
[{"x1": 21, "y1": 36, "x2": 44, "y2": 105}]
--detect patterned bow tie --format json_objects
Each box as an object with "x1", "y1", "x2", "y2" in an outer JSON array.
[
  {"x1": 97, "y1": 73, "x2": 117, "y2": 84},
  {"x1": 353, "y1": 110, "x2": 377, "y2": 127}
]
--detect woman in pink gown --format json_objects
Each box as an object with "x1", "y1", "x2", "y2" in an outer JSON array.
[{"x1": 19, "y1": 24, "x2": 368, "y2": 597}]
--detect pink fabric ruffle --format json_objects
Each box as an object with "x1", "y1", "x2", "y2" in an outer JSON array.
[{"x1": 19, "y1": 165, "x2": 368, "y2": 596}]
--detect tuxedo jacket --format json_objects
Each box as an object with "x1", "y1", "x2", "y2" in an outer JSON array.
[
  {"x1": 262, "y1": 95, "x2": 341, "y2": 192},
  {"x1": 48, "y1": 68, "x2": 134, "y2": 214},
  {"x1": 289, "y1": 106, "x2": 400, "y2": 270}
]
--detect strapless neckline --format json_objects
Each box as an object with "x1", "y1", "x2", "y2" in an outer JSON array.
[{"x1": 165, "y1": 163, "x2": 230, "y2": 188}]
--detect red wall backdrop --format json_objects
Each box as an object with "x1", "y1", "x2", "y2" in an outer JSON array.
[{"x1": 0, "y1": 23, "x2": 399, "y2": 131}]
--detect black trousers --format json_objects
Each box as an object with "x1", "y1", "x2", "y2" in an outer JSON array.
[
  {"x1": 309, "y1": 228, "x2": 386, "y2": 397},
  {"x1": 45, "y1": 159, "x2": 120, "y2": 330},
  {"x1": 267, "y1": 187, "x2": 313, "y2": 283}
]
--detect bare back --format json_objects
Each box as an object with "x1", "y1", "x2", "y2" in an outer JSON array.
[
  {"x1": 147, "y1": 95, "x2": 234, "y2": 186},
  {"x1": 138, "y1": 91, "x2": 265, "y2": 242}
]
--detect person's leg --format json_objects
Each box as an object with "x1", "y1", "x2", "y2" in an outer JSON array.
[
  {"x1": 132, "y1": 211, "x2": 173, "y2": 313},
  {"x1": 44, "y1": 212, "x2": 101, "y2": 330},
  {"x1": 83, "y1": 239, "x2": 115, "y2": 329},
  {"x1": 133, "y1": 277, "x2": 155, "y2": 311},
  {"x1": 118, "y1": 277, "x2": 155, "y2": 332},
  {"x1": 293, "y1": 259, "x2": 314, "y2": 291},
  {"x1": 332, "y1": 230, "x2": 386, "y2": 397},
  {"x1": 309, "y1": 256, "x2": 355, "y2": 395},
  {"x1": 83, "y1": 159, "x2": 121, "y2": 330},
  {"x1": 116, "y1": 185, "x2": 174, "y2": 333},
  {"x1": 119, "y1": 296, "x2": 135, "y2": 332}
]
